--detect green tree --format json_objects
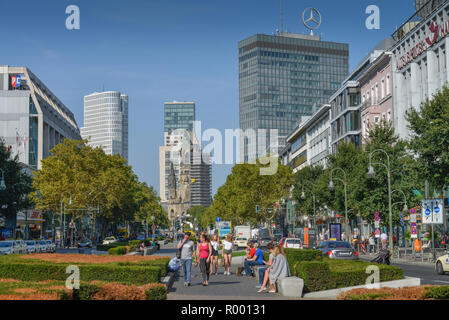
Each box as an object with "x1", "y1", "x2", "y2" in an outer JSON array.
[
  {"x1": 406, "y1": 85, "x2": 449, "y2": 191},
  {"x1": 0, "y1": 139, "x2": 33, "y2": 235},
  {"x1": 208, "y1": 157, "x2": 293, "y2": 234}
]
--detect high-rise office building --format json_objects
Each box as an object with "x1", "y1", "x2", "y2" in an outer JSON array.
[
  {"x1": 159, "y1": 101, "x2": 211, "y2": 209},
  {"x1": 81, "y1": 91, "x2": 128, "y2": 161},
  {"x1": 0, "y1": 66, "x2": 81, "y2": 170},
  {"x1": 238, "y1": 33, "x2": 349, "y2": 162},
  {"x1": 164, "y1": 101, "x2": 195, "y2": 134}
]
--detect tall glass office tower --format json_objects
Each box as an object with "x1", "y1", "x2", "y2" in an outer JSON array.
[
  {"x1": 238, "y1": 33, "x2": 349, "y2": 162},
  {"x1": 81, "y1": 91, "x2": 128, "y2": 161},
  {"x1": 164, "y1": 101, "x2": 195, "y2": 134}
]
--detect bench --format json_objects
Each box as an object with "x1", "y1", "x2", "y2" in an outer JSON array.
[{"x1": 276, "y1": 277, "x2": 304, "y2": 298}]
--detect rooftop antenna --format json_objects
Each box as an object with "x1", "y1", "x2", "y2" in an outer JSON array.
[{"x1": 280, "y1": 0, "x2": 284, "y2": 34}]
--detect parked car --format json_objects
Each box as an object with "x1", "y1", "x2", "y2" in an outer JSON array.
[
  {"x1": 435, "y1": 252, "x2": 449, "y2": 275},
  {"x1": 259, "y1": 237, "x2": 273, "y2": 248},
  {"x1": 46, "y1": 240, "x2": 56, "y2": 253},
  {"x1": 38, "y1": 240, "x2": 49, "y2": 253},
  {"x1": 13, "y1": 240, "x2": 27, "y2": 254},
  {"x1": 279, "y1": 237, "x2": 288, "y2": 247},
  {"x1": 234, "y1": 237, "x2": 248, "y2": 249},
  {"x1": 77, "y1": 239, "x2": 92, "y2": 248},
  {"x1": 102, "y1": 236, "x2": 118, "y2": 245},
  {"x1": 284, "y1": 238, "x2": 302, "y2": 249},
  {"x1": 25, "y1": 240, "x2": 38, "y2": 253},
  {"x1": 0, "y1": 241, "x2": 14, "y2": 255},
  {"x1": 318, "y1": 241, "x2": 358, "y2": 260},
  {"x1": 35, "y1": 241, "x2": 45, "y2": 253}
]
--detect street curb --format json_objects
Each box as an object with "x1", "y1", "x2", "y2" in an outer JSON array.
[
  {"x1": 161, "y1": 271, "x2": 176, "y2": 291},
  {"x1": 302, "y1": 276, "x2": 421, "y2": 299}
]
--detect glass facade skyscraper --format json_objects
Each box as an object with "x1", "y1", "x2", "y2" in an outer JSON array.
[
  {"x1": 164, "y1": 102, "x2": 195, "y2": 134},
  {"x1": 238, "y1": 33, "x2": 349, "y2": 162},
  {"x1": 81, "y1": 91, "x2": 129, "y2": 161}
]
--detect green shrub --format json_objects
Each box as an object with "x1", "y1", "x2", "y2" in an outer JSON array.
[
  {"x1": 284, "y1": 249, "x2": 322, "y2": 272},
  {"x1": 424, "y1": 286, "x2": 449, "y2": 300},
  {"x1": 295, "y1": 261, "x2": 330, "y2": 292},
  {"x1": 96, "y1": 241, "x2": 128, "y2": 251},
  {"x1": 0, "y1": 263, "x2": 161, "y2": 285},
  {"x1": 145, "y1": 284, "x2": 167, "y2": 300},
  {"x1": 128, "y1": 240, "x2": 143, "y2": 247},
  {"x1": 72, "y1": 284, "x2": 101, "y2": 300},
  {"x1": 108, "y1": 246, "x2": 128, "y2": 255}
]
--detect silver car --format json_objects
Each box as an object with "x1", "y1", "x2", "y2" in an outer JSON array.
[
  {"x1": 25, "y1": 240, "x2": 38, "y2": 254},
  {"x1": 13, "y1": 240, "x2": 27, "y2": 254},
  {"x1": 45, "y1": 240, "x2": 56, "y2": 253},
  {"x1": 38, "y1": 240, "x2": 48, "y2": 253},
  {"x1": 318, "y1": 241, "x2": 359, "y2": 260},
  {"x1": 0, "y1": 241, "x2": 14, "y2": 255}
]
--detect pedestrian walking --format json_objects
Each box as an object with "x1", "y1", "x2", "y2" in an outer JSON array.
[
  {"x1": 177, "y1": 232, "x2": 196, "y2": 287},
  {"x1": 210, "y1": 234, "x2": 219, "y2": 275},
  {"x1": 195, "y1": 234, "x2": 212, "y2": 286},
  {"x1": 222, "y1": 234, "x2": 233, "y2": 275},
  {"x1": 381, "y1": 232, "x2": 388, "y2": 249},
  {"x1": 368, "y1": 232, "x2": 376, "y2": 255}
]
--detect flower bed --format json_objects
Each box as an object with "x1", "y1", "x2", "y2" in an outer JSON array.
[
  {"x1": 0, "y1": 254, "x2": 170, "y2": 284},
  {"x1": 0, "y1": 279, "x2": 167, "y2": 300},
  {"x1": 337, "y1": 285, "x2": 449, "y2": 300}
]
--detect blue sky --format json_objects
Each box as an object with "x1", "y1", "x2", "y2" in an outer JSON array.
[{"x1": 0, "y1": 0, "x2": 416, "y2": 195}]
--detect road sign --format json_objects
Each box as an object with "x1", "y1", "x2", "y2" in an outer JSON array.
[
  {"x1": 216, "y1": 217, "x2": 221, "y2": 223},
  {"x1": 375, "y1": 229, "x2": 380, "y2": 238},
  {"x1": 410, "y1": 208, "x2": 416, "y2": 214},
  {"x1": 255, "y1": 205, "x2": 260, "y2": 213},
  {"x1": 422, "y1": 199, "x2": 444, "y2": 224}
]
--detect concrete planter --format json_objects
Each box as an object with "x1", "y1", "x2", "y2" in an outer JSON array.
[{"x1": 302, "y1": 276, "x2": 421, "y2": 299}]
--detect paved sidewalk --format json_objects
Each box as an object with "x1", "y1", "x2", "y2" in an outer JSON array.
[{"x1": 168, "y1": 265, "x2": 289, "y2": 300}]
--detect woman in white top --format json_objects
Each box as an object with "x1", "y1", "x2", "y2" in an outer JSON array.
[
  {"x1": 222, "y1": 234, "x2": 233, "y2": 275},
  {"x1": 210, "y1": 234, "x2": 219, "y2": 275}
]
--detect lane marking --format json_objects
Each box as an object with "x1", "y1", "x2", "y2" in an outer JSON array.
[{"x1": 432, "y1": 280, "x2": 449, "y2": 284}]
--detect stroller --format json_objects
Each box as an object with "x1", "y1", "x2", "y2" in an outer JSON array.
[{"x1": 371, "y1": 249, "x2": 391, "y2": 265}]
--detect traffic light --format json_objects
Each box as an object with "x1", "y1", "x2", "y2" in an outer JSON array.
[{"x1": 175, "y1": 220, "x2": 180, "y2": 230}]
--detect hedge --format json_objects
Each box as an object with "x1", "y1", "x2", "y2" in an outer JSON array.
[
  {"x1": 424, "y1": 286, "x2": 449, "y2": 300},
  {"x1": 108, "y1": 246, "x2": 128, "y2": 255},
  {"x1": 96, "y1": 241, "x2": 128, "y2": 251},
  {"x1": 284, "y1": 249, "x2": 322, "y2": 273},
  {"x1": 0, "y1": 263, "x2": 161, "y2": 285},
  {"x1": 295, "y1": 261, "x2": 330, "y2": 292},
  {"x1": 295, "y1": 259, "x2": 404, "y2": 293},
  {"x1": 72, "y1": 284, "x2": 101, "y2": 300},
  {"x1": 145, "y1": 284, "x2": 167, "y2": 300}
]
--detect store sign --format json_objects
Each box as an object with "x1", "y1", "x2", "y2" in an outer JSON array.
[{"x1": 397, "y1": 20, "x2": 449, "y2": 70}]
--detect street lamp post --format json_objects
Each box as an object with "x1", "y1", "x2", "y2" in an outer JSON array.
[
  {"x1": 368, "y1": 149, "x2": 394, "y2": 251},
  {"x1": 300, "y1": 183, "x2": 317, "y2": 242},
  {"x1": 391, "y1": 189, "x2": 408, "y2": 257},
  {"x1": 329, "y1": 167, "x2": 350, "y2": 242},
  {"x1": 60, "y1": 192, "x2": 72, "y2": 248}
]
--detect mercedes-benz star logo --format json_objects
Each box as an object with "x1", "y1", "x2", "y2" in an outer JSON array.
[{"x1": 302, "y1": 7, "x2": 322, "y2": 31}]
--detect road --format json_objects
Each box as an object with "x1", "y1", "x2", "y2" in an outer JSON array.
[{"x1": 392, "y1": 262, "x2": 449, "y2": 285}]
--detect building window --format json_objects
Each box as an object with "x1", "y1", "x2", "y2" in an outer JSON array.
[
  {"x1": 387, "y1": 109, "x2": 392, "y2": 123},
  {"x1": 381, "y1": 78, "x2": 385, "y2": 99},
  {"x1": 374, "y1": 116, "x2": 380, "y2": 126}
]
